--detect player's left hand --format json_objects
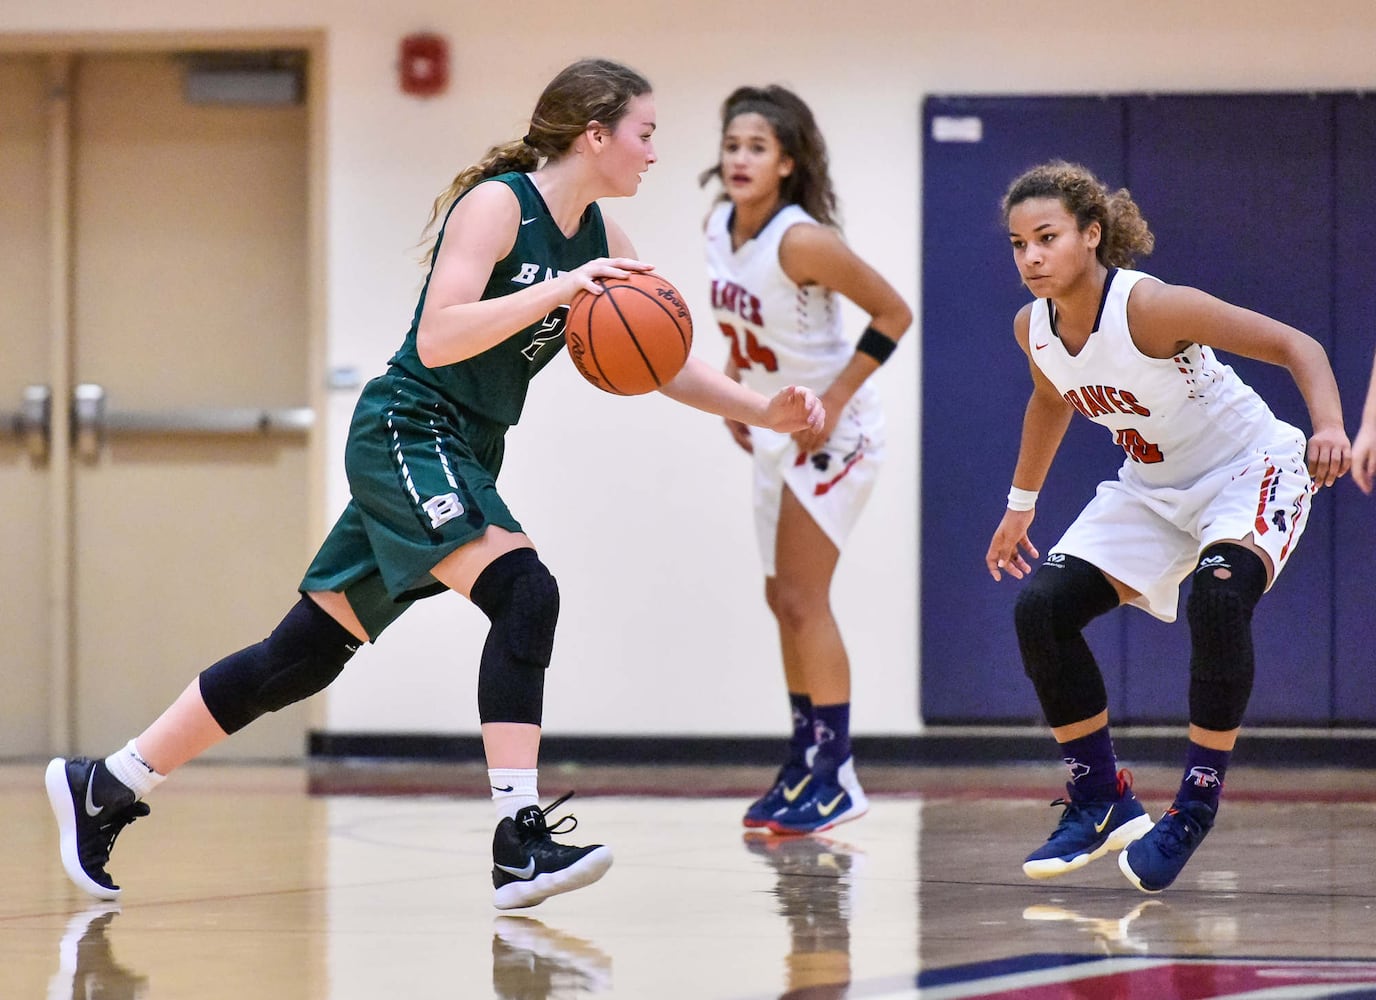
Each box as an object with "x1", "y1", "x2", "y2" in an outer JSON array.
[
  {"x1": 765, "y1": 385, "x2": 825, "y2": 435},
  {"x1": 1351, "y1": 424, "x2": 1376, "y2": 494},
  {"x1": 1307, "y1": 425, "x2": 1352, "y2": 488},
  {"x1": 724, "y1": 417, "x2": 754, "y2": 453}
]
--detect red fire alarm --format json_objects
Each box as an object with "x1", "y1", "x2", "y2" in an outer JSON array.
[{"x1": 399, "y1": 33, "x2": 448, "y2": 97}]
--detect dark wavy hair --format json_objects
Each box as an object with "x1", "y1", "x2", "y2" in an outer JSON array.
[{"x1": 699, "y1": 84, "x2": 839, "y2": 228}]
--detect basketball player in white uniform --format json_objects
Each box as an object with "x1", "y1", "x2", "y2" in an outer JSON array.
[
  {"x1": 702, "y1": 85, "x2": 912, "y2": 834},
  {"x1": 986, "y1": 161, "x2": 1350, "y2": 892}
]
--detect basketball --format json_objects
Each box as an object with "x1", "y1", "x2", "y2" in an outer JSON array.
[{"x1": 565, "y1": 272, "x2": 694, "y2": 395}]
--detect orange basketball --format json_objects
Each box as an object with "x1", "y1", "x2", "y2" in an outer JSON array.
[{"x1": 565, "y1": 272, "x2": 694, "y2": 395}]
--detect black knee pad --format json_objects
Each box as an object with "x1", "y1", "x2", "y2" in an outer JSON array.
[
  {"x1": 470, "y1": 549, "x2": 559, "y2": 725},
  {"x1": 1187, "y1": 543, "x2": 1267, "y2": 731},
  {"x1": 1014, "y1": 554, "x2": 1119, "y2": 727},
  {"x1": 199, "y1": 596, "x2": 361, "y2": 734}
]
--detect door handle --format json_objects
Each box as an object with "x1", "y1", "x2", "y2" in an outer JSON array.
[
  {"x1": 71, "y1": 383, "x2": 106, "y2": 461},
  {"x1": 70, "y1": 383, "x2": 314, "y2": 462},
  {"x1": 6, "y1": 384, "x2": 53, "y2": 462}
]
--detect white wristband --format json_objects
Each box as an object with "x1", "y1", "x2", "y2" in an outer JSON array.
[{"x1": 1007, "y1": 486, "x2": 1039, "y2": 511}]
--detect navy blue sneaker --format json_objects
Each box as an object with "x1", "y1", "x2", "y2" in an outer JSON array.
[
  {"x1": 1022, "y1": 769, "x2": 1153, "y2": 879},
  {"x1": 743, "y1": 746, "x2": 817, "y2": 829},
  {"x1": 1118, "y1": 799, "x2": 1216, "y2": 893},
  {"x1": 766, "y1": 756, "x2": 868, "y2": 835}
]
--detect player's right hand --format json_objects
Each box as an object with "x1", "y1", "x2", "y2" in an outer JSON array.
[
  {"x1": 763, "y1": 385, "x2": 824, "y2": 435},
  {"x1": 986, "y1": 509, "x2": 1039, "y2": 581},
  {"x1": 565, "y1": 257, "x2": 654, "y2": 297},
  {"x1": 724, "y1": 418, "x2": 753, "y2": 453}
]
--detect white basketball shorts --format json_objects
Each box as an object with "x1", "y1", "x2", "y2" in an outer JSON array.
[
  {"x1": 749, "y1": 395, "x2": 884, "y2": 577},
  {"x1": 1052, "y1": 423, "x2": 1312, "y2": 623}
]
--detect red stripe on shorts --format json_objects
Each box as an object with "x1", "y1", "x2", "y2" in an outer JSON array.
[
  {"x1": 1253, "y1": 463, "x2": 1278, "y2": 536},
  {"x1": 814, "y1": 453, "x2": 864, "y2": 496},
  {"x1": 1279, "y1": 488, "x2": 1309, "y2": 561}
]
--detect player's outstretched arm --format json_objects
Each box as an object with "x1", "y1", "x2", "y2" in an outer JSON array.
[
  {"x1": 1129, "y1": 282, "x2": 1351, "y2": 486},
  {"x1": 778, "y1": 222, "x2": 912, "y2": 453},
  {"x1": 985, "y1": 384, "x2": 1069, "y2": 582},
  {"x1": 987, "y1": 307, "x2": 1073, "y2": 582},
  {"x1": 659, "y1": 356, "x2": 824, "y2": 433}
]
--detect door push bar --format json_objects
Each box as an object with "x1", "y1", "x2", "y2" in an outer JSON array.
[{"x1": 5, "y1": 383, "x2": 313, "y2": 463}]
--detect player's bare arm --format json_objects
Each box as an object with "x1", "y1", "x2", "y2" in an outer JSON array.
[
  {"x1": 779, "y1": 223, "x2": 912, "y2": 451},
  {"x1": 987, "y1": 305, "x2": 1074, "y2": 582},
  {"x1": 1127, "y1": 281, "x2": 1351, "y2": 486},
  {"x1": 660, "y1": 360, "x2": 824, "y2": 434},
  {"x1": 416, "y1": 184, "x2": 645, "y2": 367},
  {"x1": 721, "y1": 355, "x2": 754, "y2": 453}
]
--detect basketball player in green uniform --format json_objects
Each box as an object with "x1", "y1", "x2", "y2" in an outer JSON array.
[{"x1": 46, "y1": 58, "x2": 824, "y2": 911}]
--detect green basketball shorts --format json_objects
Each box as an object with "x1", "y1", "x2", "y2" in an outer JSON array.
[{"x1": 300, "y1": 373, "x2": 522, "y2": 638}]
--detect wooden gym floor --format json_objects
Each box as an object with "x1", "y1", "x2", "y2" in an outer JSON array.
[{"x1": 4, "y1": 760, "x2": 1376, "y2": 999}]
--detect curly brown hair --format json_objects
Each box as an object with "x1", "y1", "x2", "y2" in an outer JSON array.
[{"x1": 1002, "y1": 160, "x2": 1154, "y2": 268}]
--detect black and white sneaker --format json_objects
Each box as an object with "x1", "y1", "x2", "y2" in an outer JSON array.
[
  {"x1": 45, "y1": 758, "x2": 149, "y2": 900},
  {"x1": 491, "y1": 792, "x2": 612, "y2": 910}
]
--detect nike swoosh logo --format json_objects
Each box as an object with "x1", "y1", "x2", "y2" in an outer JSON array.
[
  {"x1": 1034, "y1": 342, "x2": 1049, "y2": 350},
  {"x1": 782, "y1": 775, "x2": 811, "y2": 803},
  {"x1": 491, "y1": 785, "x2": 514, "y2": 793},
  {"x1": 84, "y1": 773, "x2": 104, "y2": 818},
  {"x1": 495, "y1": 858, "x2": 536, "y2": 880},
  {"x1": 816, "y1": 793, "x2": 847, "y2": 818},
  {"x1": 1094, "y1": 804, "x2": 1115, "y2": 834},
  {"x1": 520, "y1": 217, "x2": 537, "y2": 226}
]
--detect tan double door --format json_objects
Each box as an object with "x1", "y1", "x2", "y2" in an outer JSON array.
[{"x1": 1, "y1": 49, "x2": 316, "y2": 759}]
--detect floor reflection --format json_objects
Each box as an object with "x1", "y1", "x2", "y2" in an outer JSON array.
[
  {"x1": 9, "y1": 767, "x2": 1376, "y2": 999},
  {"x1": 48, "y1": 904, "x2": 149, "y2": 1000},
  {"x1": 744, "y1": 832, "x2": 864, "y2": 1000},
  {"x1": 1024, "y1": 896, "x2": 1252, "y2": 962},
  {"x1": 1022, "y1": 898, "x2": 1172, "y2": 955},
  {"x1": 492, "y1": 915, "x2": 613, "y2": 999}
]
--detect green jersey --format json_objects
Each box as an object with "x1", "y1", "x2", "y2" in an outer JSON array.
[{"x1": 387, "y1": 171, "x2": 609, "y2": 426}]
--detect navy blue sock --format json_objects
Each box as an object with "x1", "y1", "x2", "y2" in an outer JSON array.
[
  {"x1": 786, "y1": 693, "x2": 814, "y2": 765},
  {"x1": 1177, "y1": 742, "x2": 1229, "y2": 808},
  {"x1": 1058, "y1": 727, "x2": 1119, "y2": 801},
  {"x1": 812, "y1": 702, "x2": 851, "y2": 768}
]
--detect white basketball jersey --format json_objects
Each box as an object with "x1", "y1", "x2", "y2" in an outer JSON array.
[
  {"x1": 705, "y1": 201, "x2": 876, "y2": 410},
  {"x1": 1028, "y1": 268, "x2": 1282, "y2": 488}
]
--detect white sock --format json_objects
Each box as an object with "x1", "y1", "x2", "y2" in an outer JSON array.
[
  {"x1": 104, "y1": 739, "x2": 166, "y2": 800},
  {"x1": 488, "y1": 768, "x2": 539, "y2": 821}
]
